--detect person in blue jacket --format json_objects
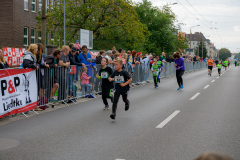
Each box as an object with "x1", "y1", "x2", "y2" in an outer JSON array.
[
  {"x1": 173, "y1": 51, "x2": 185, "y2": 90},
  {"x1": 78, "y1": 45, "x2": 92, "y2": 65}
]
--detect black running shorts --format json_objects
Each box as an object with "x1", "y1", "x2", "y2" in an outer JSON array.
[{"x1": 208, "y1": 66, "x2": 213, "y2": 70}]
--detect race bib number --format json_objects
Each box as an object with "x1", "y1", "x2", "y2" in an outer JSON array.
[
  {"x1": 153, "y1": 71, "x2": 158, "y2": 75},
  {"x1": 101, "y1": 72, "x2": 108, "y2": 78},
  {"x1": 115, "y1": 75, "x2": 124, "y2": 83}
]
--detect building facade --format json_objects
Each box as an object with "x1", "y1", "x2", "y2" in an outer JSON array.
[{"x1": 0, "y1": 0, "x2": 53, "y2": 48}]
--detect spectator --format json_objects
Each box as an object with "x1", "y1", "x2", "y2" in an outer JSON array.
[
  {"x1": 23, "y1": 44, "x2": 39, "y2": 69},
  {"x1": 111, "y1": 50, "x2": 117, "y2": 61},
  {"x1": 193, "y1": 55, "x2": 197, "y2": 62},
  {"x1": 166, "y1": 55, "x2": 174, "y2": 63},
  {"x1": 36, "y1": 43, "x2": 48, "y2": 98},
  {"x1": 68, "y1": 47, "x2": 84, "y2": 67},
  {"x1": 78, "y1": 45, "x2": 91, "y2": 65},
  {"x1": 142, "y1": 54, "x2": 153, "y2": 74},
  {"x1": 132, "y1": 50, "x2": 137, "y2": 67},
  {"x1": 195, "y1": 152, "x2": 233, "y2": 160},
  {"x1": 0, "y1": 49, "x2": 9, "y2": 69},
  {"x1": 80, "y1": 66, "x2": 92, "y2": 97},
  {"x1": 23, "y1": 44, "x2": 41, "y2": 111},
  {"x1": 58, "y1": 46, "x2": 71, "y2": 101},
  {"x1": 105, "y1": 50, "x2": 113, "y2": 63},
  {"x1": 75, "y1": 40, "x2": 81, "y2": 50},
  {"x1": 135, "y1": 52, "x2": 143, "y2": 64},
  {"x1": 127, "y1": 50, "x2": 134, "y2": 74},
  {"x1": 96, "y1": 50, "x2": 105, "y2": 64},
  {"x1": 121, "y1": 53, "x2": 128, "y2": 65},
  {"x1": 44, "y1": 49, "x2": 61, "y2": 102}
]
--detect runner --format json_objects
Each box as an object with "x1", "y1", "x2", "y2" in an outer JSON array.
[
  {"x1": 108, "y1": 59, "x2": 132, "y2": 120},
  {"x1": 173, "y1": 52, "x2": 185, "y2": 90},
  {"x1": 156, "y1": 56, "x2": 164, "y2": 83},
  {"x1": 228, "y1": 59, "x2": 230, "y2": 68},
  {"x1": 96, "y1": 57, "x2": 114, "y2": 110},
  {"x1": 151, "y1": 58, "x2": 165, "y2": 88},
  {"x1": 234, "y1": 60, "x2": 238, "y2": 67},
  {"x1": 207, "y1": 57, "x2": 214, "y2": 76},
  {"x1": 216, "y1": 61, "x2": 222, "y2": 76},
  {"x1": 223, "y1": 59, "x2": 228, "y2": 71}
]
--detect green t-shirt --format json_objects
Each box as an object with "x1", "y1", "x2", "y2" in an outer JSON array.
[
  {"x1": 223, "y1": 61, "x2": 228, "y2": 66},
  {"x1": 217, "y1": 64, "x2": 222, "y2": 69},
  {"x1": 151, "y1": 64, "x2": 160, "y2": 76},
  {"x1": 157, "y1": 60, "x2": 162, "y2": 67}
]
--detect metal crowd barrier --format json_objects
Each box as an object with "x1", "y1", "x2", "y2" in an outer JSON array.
[{"x1": 0, "y1": 61, "x2": 208, "y2": 119}]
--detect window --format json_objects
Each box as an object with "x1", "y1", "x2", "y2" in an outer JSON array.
[
  {"x1": 24, "y1": 27, "x2": 28, "y2": 46},
  {"x1": 31, "y1": 29, "x2": 35, "y2": 43},
  {"x1": 24, "y1": 0, "x2": 28, "y2": 11},
  {"x1": 32, "y1": 0, "x2": 36, "y2": 12},
  {"x1": 39, "y1": 0, "x2": 42, "y2": 11},
  {"x1": 38, "y1": 32, "x2": 41, "y2": 43}
]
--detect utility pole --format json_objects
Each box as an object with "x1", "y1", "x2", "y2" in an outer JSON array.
[{"x1": 42, "y1": 0, "x2": 47, "y2": 54}]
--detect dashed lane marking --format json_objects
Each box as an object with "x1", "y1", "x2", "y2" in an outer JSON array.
[
  {"x1": 156, "y1": 110, "x2": 180, "y2": 128},
  {"x1": 211, "y1": 80, "x2": 215, "y2": 82},
  {"x1": 190, "y1": 93, "x2": 200, "y2": 100},
  {"x1": 203, "y1": 85, "x2": 210, "y2": 89}
]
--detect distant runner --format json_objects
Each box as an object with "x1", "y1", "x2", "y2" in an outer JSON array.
[
  {"x1": 216, "y1": 61, "x2": 222, "y2": 76},
  {"x1": 207, "y1": 57, "x2": 214, "y2": 76},
  {"x1": 223, "y1": 59, "x2": 228, "y2": 71}
]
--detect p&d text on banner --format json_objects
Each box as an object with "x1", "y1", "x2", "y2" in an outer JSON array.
[{"x1": 0, "y1": 69, "x2": 37, "y2": 118}]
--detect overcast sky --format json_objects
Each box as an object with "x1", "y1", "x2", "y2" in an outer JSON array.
[{"x1": 132, "y1": 0, "x2": 240, "y2": 53}]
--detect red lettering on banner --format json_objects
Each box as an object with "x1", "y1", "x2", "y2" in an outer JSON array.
[
  {"x1": 20, "y1": 57, "x2": 23, "y2": 64},
  {"x1": 17, "y1": 57, "x2": 20, "y2": 65},
  {"x1": 8, "y1": 80, "x2": 16, "y2": 94},
  {"x1": 11, "y1": 48, "x2": 16, "y2": 56},
  {"x1": 15, "y1": 48, "x2": 20, "y2": 57},
  {"x1": 7, "y1": 48, "x2": 12, "y2": 56},
  {"x1": 3, "y1": 47, "x2": 8, "y2": 56},
  {"x1": 19, "y1": 48, "x2": 23, "y2": 57},
  {"x1": 8, "y1": 57, "x2": 12, "y2": 66},
  {"x1": 12, "y1": 57, "x2": 17, "y2": 66}
]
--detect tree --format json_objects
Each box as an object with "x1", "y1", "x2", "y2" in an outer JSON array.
[
  {"x1": 219, "y1": 48, "x2": 231, "y2": 61},
  {"x1": 194, "y1": 39, "x2": 207, "y2": 58},
  {"x1": 36, "y1": 0, "x2": 147, "y2": 50},
  {"x1": 134, "y1": 0, "x2": 180, "y2": 55},
  {"x1": 176, "y1": 33, "x2": 188, "y2": 53},
  {"x1": 234, "y1": 52, "x2": 240, "y2": 61}
]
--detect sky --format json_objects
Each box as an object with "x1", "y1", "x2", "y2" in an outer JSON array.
[{"x1": 132, "y1": 0, "x2": 240, "y2": 53}]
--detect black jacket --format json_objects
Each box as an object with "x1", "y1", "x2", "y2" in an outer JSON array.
[
  {"x1": 44, "y1": 55, "x2": 59, "y2": 68},
  {"x1": 68, "y1": 53, "x2": 82, "y2": 66},
  {"x1": 0, "y1": 61, "x2": 9, "y2": 69}
]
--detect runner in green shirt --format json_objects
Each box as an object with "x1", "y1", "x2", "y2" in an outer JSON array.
[
  {"x1": 216, "y1": 61, "x2": 222, "y2": 76},
  {"x1": 223, "y1": 59, "x2": 228, "y2": 71},
  {"x1": 151, "y1": 58, "x2": 165, "y2": 88}
]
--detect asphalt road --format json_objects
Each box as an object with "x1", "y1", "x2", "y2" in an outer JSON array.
[{"x1": 0, "y1": 66, "x2": 240, "y2": 160}]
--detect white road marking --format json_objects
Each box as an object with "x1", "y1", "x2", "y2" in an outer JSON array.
[
  {"x1": 216, "y1": 77, "x2": 219, "y2": 78},
  {"x1": 156, "y1": 110, "x2": 180, "y2": 128},
  {"x1": 116, "y1": 159, "x2": 125, "y2": 160},
  {"x1": 211, "y1": 80, "x2": 215, "y2": 82},
  {"x1": 203, "y1": 85, "x2": 210, "y2": 89},
  {"x1": 190, "y1": 93, "x2": 200, "y2": 100}
]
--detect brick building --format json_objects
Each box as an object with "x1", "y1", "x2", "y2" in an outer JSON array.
[{"x1": 0, "y1": 0, "x2": 53, "y2": 48}]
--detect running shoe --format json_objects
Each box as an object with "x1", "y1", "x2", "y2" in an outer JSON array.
[
  {"x1": 156, "y1": 84, "x2": 159, "y2": 88},
  {"x1": 104, "y1": 105, "x2": 109, "y2": 110},
  {"x1": 110, "y1": 113, "x2": 116, "y2": 119},
  {"x1": 177, "y1": 87, "x2": 181, "y2": 90},
  {"x1": 181, "y1": 85, "x2": 184, "y2": 89},
  {"x1": 125, "y1": 102, "x2": 130, "y2": 111}
]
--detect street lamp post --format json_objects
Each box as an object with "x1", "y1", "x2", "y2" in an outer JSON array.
[{"x1": 190, "y1": 25, "x2": 200, "y2": 56}]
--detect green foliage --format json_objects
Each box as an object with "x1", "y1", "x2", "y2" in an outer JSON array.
[
  {"x1": 176, "y1": 33, "x2": 188, "y2": 53},
  {"x1": 194, "y1": 39, "x2": 208, "y2": 58},
  {"x1": 36, "y1": 0, "x2": 147, "y2": 50},
  {"x1": 35, "y1": 0, "x2": 186, "y2": 53},
  {"x1": 219, "y1": 48, "x2": 231, "y2": 61},
  {"x1": 135, "y1": 0, "x2": 182, "y2": 55}
]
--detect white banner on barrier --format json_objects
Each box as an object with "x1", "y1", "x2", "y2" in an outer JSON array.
[{"x1": 0, "y1": 69, "x2": 37, "y2": 118}]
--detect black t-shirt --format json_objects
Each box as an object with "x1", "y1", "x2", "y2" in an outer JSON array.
[
  {"x1": 99, "y1": 66, "x2": 114, "y2": 89},
  {"x1": 111, "y1": 70, "x2": 131, "y2": 92}
]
